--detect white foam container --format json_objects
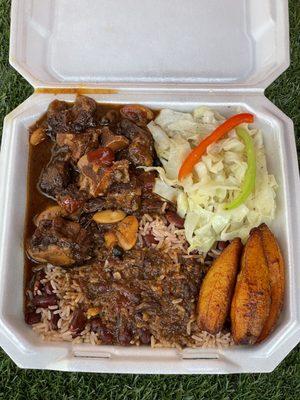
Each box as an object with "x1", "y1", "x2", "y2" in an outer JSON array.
[{"x1": 1, "y1": 0, "x2": 300, "y2": 374}]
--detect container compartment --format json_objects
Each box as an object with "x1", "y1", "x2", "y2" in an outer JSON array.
[{"x1": 1, "y1": 91, "x2": 299, "y2": 373}]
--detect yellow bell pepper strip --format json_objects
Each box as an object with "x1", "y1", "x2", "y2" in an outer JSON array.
[
  {"x1": 225, "y1": 127, "x2": 256, "y2": 210},
  {"x1": 178, "y1": 113, "x2": 254, "y2": 181}
]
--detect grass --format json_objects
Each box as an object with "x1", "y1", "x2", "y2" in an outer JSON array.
[{"x1": 0, "y1": 0, "x2": 300, "y2": 398}]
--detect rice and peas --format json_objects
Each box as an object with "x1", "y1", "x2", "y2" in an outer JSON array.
[{"x1": 30, "y1": 212, "x2": 233, "y2": 348}]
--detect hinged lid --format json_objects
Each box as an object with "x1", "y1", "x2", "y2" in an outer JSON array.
[{"x1": 10, "y1": 0, "x2": 289, "y2": 90}]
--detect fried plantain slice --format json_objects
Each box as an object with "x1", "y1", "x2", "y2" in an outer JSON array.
[
  {"x1": 231, "y1": 228, "x2": 271, "y2": 344},
  {"x1": 197, "y1": 238, "x2": 243, "y2": 334},
  {"x1": 256, "y1": 224, "x2": 285, "y2": 343}
]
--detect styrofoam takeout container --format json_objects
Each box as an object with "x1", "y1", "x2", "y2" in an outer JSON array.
[{"x1": 0, "y1": 0, "x2": 299, "y2": 374}]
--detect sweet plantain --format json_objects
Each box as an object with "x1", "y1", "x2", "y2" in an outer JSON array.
[
  {"x1": 256, "y1": 224, "x2": 285, "y2": 343},
  {"x1": 197, "y1": 238, "x2": 243, "y2": 334},
  {"x1": 231, "y1": 228, "x2": 271, "y2": 344}
]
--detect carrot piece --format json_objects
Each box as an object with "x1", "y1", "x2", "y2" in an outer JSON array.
[{"x1": 178, "y1": 113, "x2": 254, "y2": 181}]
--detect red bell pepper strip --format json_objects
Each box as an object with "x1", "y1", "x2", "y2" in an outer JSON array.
[{"x1": 178, "y1": 113, "x2": 254, "y2": 181}]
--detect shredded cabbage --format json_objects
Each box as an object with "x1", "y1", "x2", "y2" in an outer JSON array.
[{"x1": 147, "y1": 108, "x2": 277, "y2": 253}]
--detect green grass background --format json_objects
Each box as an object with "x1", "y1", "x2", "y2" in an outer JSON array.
[{"x1": 0, "y1": 0, "x2": 299, "y2": 398}]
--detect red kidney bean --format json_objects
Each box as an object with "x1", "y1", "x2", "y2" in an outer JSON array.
[
  {"x1": 90, "y1": 318, "x2": 114, "y2": 344},
  {"x1": 117, "y1": 325, "x2": 133, "y2": 346},
  {"x1": 50, "y1": 312, "x2": 60, "y2": 330},
  {"x1": 40, "y1": 270, "x2": 46, "y2": 280},
  {"x1": 25, "y1": 311, "x2": 42, "y2": 325},
  {"x1": 99, "y1": 329, "x2": 114, "y2": 344},
  {"x1": 217, "y1": 241, "x2": 229, "y2": 251},
  {"x1": 33, "y1": 280, "x2": 42, "y2": 295},
  {"x1": 32, "y1": 294, "x2": 58, "y2": 308},
  {"x1": 44, "y1": 281, "x2": 53, "y2": 295},
  {"x1": 90, "y1": 318, "x2": 102, "y2": 333},
  {"x1": 138, "y1": 328, "x2": 151, "y2": 345},
  {"x1": 69, "y1": 308, "x2": 87, "y2": 334},
  {"x1": 32, "y1": 270, "x2": 46, "y2": 295},
  {"x1": 87, "y1": 147, "x2": 115, "y2": 166},
  {"x1": 165, "y1": 211, "x2": 185, "y2": 228},
  {"x1": 144, "y1": 233, "x2": 158, "y2": 247}
]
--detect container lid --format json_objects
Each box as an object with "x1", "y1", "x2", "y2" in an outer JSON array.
[{"x1": 10, "y1": 0, "x2": 289, "y2": 90}]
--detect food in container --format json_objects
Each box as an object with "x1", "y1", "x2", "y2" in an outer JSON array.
[
  {"x1": 24, "y1": 96, "x2": 284, "y2": 350},
  {"x1": 0, "y1": 0, "x2": 298, "y2": 374}
]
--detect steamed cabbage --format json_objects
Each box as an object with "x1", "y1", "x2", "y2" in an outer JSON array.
[{"x1": 147, "y1": 108, "x2": 277, "y2": 253}]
